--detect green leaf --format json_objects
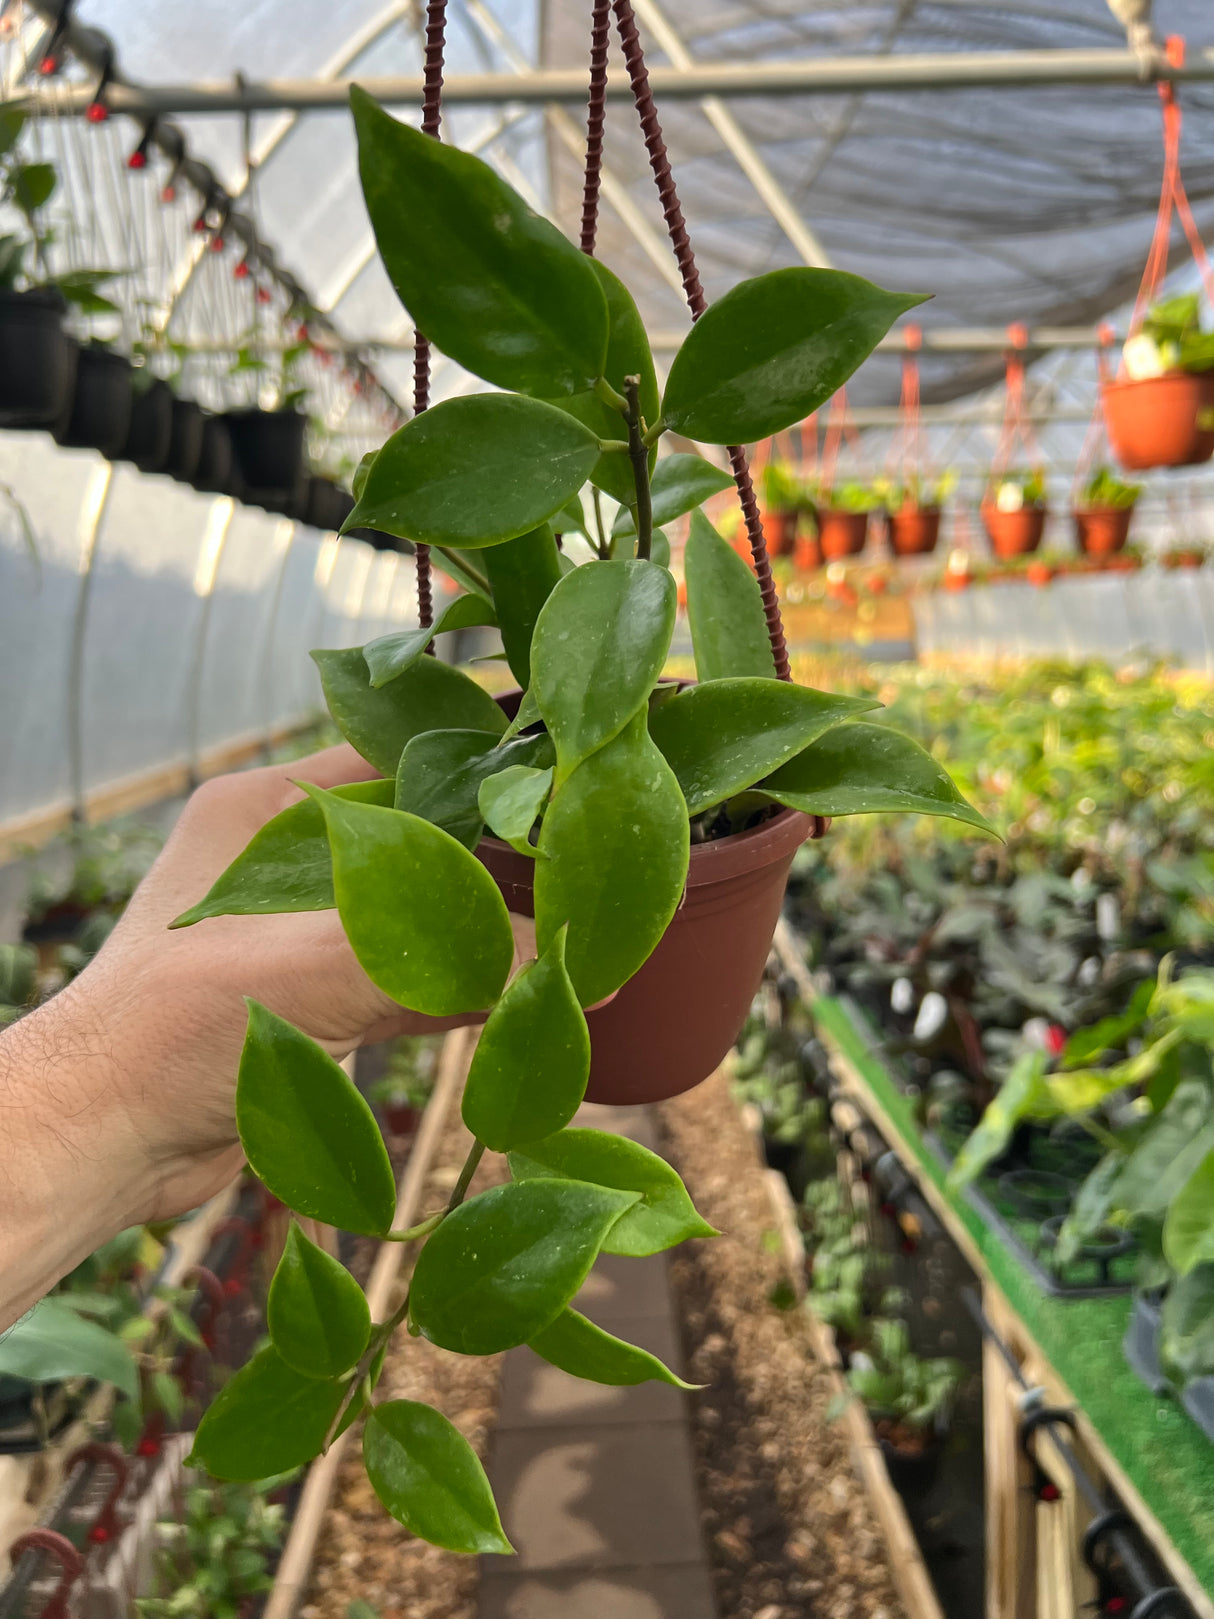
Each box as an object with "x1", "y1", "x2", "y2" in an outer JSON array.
[
  {"x1": 1164, "y1": 1149, "x2": 1214, "y2": 1275},
  {"x1": 0, "y1": 106, "x2": 25, "y2": 160},
  {"x1": 529, "y1": 1308, "x2": 695, "y2": 1387},
  {"x1": 410, "y1": 1179, "x2": 639, "y2": 1355},
  {"x1": 535, "y1": 710, "x2": 689, "y2": 1005},
  {"x1": 268, "y1": 1223, "x2": 371, "y2": 1378},
  {"x1": 478, "y1": 764, "x2": 553, "y2": 855},
  {"x1": 612, "y1": 455, "x2": 735, "y2": 539},
  {"x1": 363, "y1": 597, "x2": 498, "y2": 688},
  {"x1": 1109, "y1": 1080, "x2": 1214, "y2": 1222},
  {"x1": 363, "y1": 1400, "x2": 511, "y2": 1554},
  {"x1": 12, "y1": 161, "x2": 55, "y2": 214},
  {"x1": 170, "y1": 780, "x2": 393, "y2": 928},
  {"x1": 509, "y1": 1128, "x2": 716, "y2": 1256},
  {"x1": 1060, "y1": 979, "x2": 1155, "y2": 1070},
  {"x1": 481, "y1": 524, "x2": 563, "y2": 688},
  {"x1": 649, "y1": 678, "x2": 878, "y2": 817},
  {"x1": 351, "y1": 88, "x2": 608, "y2": 395},
  {"x1": 308, "y1": 786, "x2": 513, "y2": 1013},
  {"x1": 189, "y1": 1344, "x2": 348, "y2": 1481},
  {"x1": 662, "y1": 267, "x2": 926, "y2": 444},
  {"x1": 649, "y1": 528, "x2": 671, "y2": 570},
  {"x1": 0, "y1": 1298, "x2": 138, "y2": 1398},
  {"x1": 312, "y1": 648, "x2": 506, "y2": 777},
  {"x1": 1160, "y1": 1264, "x2": 1214, "y2": 1382},
  {"x1": 395, "y1": 729, "x2": 554, "y2": 850},
  {"x1": 237, "y1": 1001, "x2": 397, "y2": 1235},
  {"x1": 432, "y1": 548, "x2": 493, "y2": 603},
  {"x1": 462, "y1": 926, "x2": 589, "y2": 1152},
  {"x1": 151, "y1": 1369, "x2": 185, "y2": 1426},
  {"x1": 341, "y1": 395, "x2": 601, "y2": 548},
  {"x1": 532, "y1": 558, "x2": 676, "y2": 781},
  {"x1": 758, "y1": 721, "x2": 995, "y2": 834},
  {"x1": 684, "y1": 510, "x2": 777, "y2": 682},
  {"x1": 947, "y1": 1052, "x2": 1053, "y2": 1189},
  {"x1": 546, "y1": 259, "x2": 658, "y2": 505}
]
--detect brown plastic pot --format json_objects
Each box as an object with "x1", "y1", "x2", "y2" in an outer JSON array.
[
  {"x1": 477, "y1": 780, "x2": 812, "y2": 1106},
  {"x1": 1102, "y1": 372, "x2": 1214, "y2": 471},
  {"x1": 980, "y1": 503, "x2": 1045, "y2": 558},
  {"x1": 760, "y1": 507, "x2": 797, "y2": 557},
  {"x1": 817, "y1": 509, "x2": 869, "y2": 561},
  {"x1": 1073, "y1": 506, "x2": 1133, "y2": 558},
  {"x1": 794, "y1": 534, "x2": 821, "y2": 570},
  {"x1": 888, "y1": 505, "x2": 941, "y2": 556},
  {"x1": 1162, "y1": 549, "x2": 1206, "y2": 570}
]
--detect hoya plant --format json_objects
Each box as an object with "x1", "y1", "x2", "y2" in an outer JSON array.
[{"x1": 175, "y1": 89, "x2": 989, "y2": 1552}]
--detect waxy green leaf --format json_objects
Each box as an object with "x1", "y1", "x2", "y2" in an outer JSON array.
[
  {"x1": 237, "y1": 1001, "x2": 397, "y2": 1234},
  {"x1": 478, "y1": 764, "x2": 553, "y2": 855},
  {"x1": 0, "y1": 1298, "x2": 138, "y2": 1398},
  {"x1": 268, "y1": 1222, "x2": 371, "y2": 1379},
  {"x1": 410, "y1": 1179, "x2": 638, "y2": 1355},
  {"x1": 340, "y1": 395, "x2": 601, "y2": 549},
  {"x1": 190, "y1": 1344, "x2": 348, "y2": 1480},
  {"x1": 648, "y1": 678, "x2": 878, "y2": 817},
  {"x1": 395, "y1": 729, "x2": 554, "y2": 850},
  {"x1": 531, "y1": 559, "x2": 676, "y2": 780},
  {"x1": 1164, "y1": 1149, "x2": 1214, "y2": 1275},
  {"x1": 462, "y1": 926, "x2": 589, "y2": 1152},
  {"x1": 684, "y1": 510, "x2": 776, "y2": 682},
  {"x1": 481, "y1": 524, "x2": 563, "y2": 688},
  {"x1": 548, "y1": 259, "x2": 659, "y2": 506},
  {"x1": 612, "y1": 454, "x2": 735, "y2": 540},
  {"x1": 352, "y1": 88, "x2": 608, "y2": 396},
  {"x1": 312, "y1": 647, "x2": 505, "y2": 777},
  {"x1": 307, "y1": 787, "x2": 514, "y2": 1015},
  {"x1": 509, "y1": 1128, "x2": 715, "y2": 1257},
  {"x1": 535, "y1": 711, "x2": 689, "y2": 1005},
  {"x1": 363, "y1": 596, "x2": 498, "y2": 688},
  {"x1": 759, "y1": 721, "x2": 995, "y2": 833},
  {"x1": 662, "y1": 267, "x2": 926, "y2": 444},
  {"x1": 364, "y1": 1400, "x2": 512, "y2": 1554},
  {"x1": 529, "y1": 1308, "x2": 695, "y2": 1388},
  {"x1": 171, "y1": 779, "x2": 393, "y2": 928}
]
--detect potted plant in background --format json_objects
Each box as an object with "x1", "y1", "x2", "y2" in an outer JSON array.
[
  {"x1": 227, "y1": 335, "x2": 310, "y2": 513},
  {"x1": 1161, "y1": 539, "x2": 1208, "y2": 570},
  {"x1": 881, "y1": 469, "x2": 958, "y2": 557},
  {"x1": 758, "y1": 459, "x2": 802, "y2": 557},
  {"x1": 981, "y1": 467, "x2": 1048, "y2": 557},
  {"x1": 171, "y1": 88, "x2": 991, "y2": 1547},
  {"x1": 1073, "y1": 465, "x2": 1142, "y2": 559},
  {"x1": 369, "y1": 1036, "x2": 440, "y2": 1137},
  {"x1": 843, "y1": 1316, "x2": 965, "y2": 1488},
  {"x1": 1103, "y1": 295, "x2": 1214, "y2": 470},
  {"x1": 807, "y1": 477, "x2": 882, "y2": 560}
]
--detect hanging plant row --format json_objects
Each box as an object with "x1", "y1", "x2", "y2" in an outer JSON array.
[{"x1": 170, "y1": 88, "x2": 992, "y2": 1553}]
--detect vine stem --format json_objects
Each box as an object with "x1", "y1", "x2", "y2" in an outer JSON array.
[
  {"x1": 623, "y1": 375, "x2": 652, "y2": 561},
  {"x1": 321, "y1": 1135, "x2": 487, "y2": 1450}
]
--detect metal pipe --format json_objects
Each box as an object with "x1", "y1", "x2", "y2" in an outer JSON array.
[{"x1": 10, "y1": 49, "x2": 1214, "y2": 114}]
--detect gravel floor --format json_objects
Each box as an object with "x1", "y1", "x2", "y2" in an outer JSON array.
[
  {"x1": 304, "y1": 1105, "x2": 508, "y2": 1619},
  {"x1": 659, "y1": 1070, "x2": 907, "y2": 1619}
]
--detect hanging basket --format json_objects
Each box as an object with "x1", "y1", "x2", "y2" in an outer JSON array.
[
  {"x1": 190, "y1": 414, "x2": 237, "y2": 495},
  {"x1": 300, "y1": 475, "x2": 346, "y2": 532},
  {"x1": 817, "y1": 509, "x2": 869, "y2": 560},
  {"x1": 227, "y1": 408, "x2": 307, "y2": 504},
  {"x1": 981, "y1": 503, "x2": 1046, "y2": 558},
  {"x1": 52, "y1": 345, "x2": 134, "y2": 459},
  {"x1": 165, "y1": 399, "x2": 205, "y2": 483},
  {"x1": 117, "y1": 380, "x2": 174, "y2": 473},
  {"x1": 1073, "y1": 506, "x2": 1133, "y2": 558},
  {"x1": 0, "y1": 287, "x2": 76, "y2": 430},
  {"x1": 888, "y1": 505, "x2": 941, "y2": 556},
  {"x1": 1101, "y1": 373, "x2": 1214, "y2": 471}
]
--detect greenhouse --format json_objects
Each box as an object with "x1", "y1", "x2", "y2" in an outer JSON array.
[{"x1": 0, "y1": 2, "x2": 1213, "y2": 1617}]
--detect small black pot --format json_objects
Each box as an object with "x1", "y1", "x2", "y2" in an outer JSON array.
[
  {"x1": 117, "y1": 378, "x2": 174, "y2": 472},
  {"x1": 876, "y1": 1423, "x2": 943, "y2": 1493},
  {"x1": 227, "y1": 408, "x2": 306, "y2": 505},
  {"x1": 52, "y1": 345, "x2": 134, "y2": 457},
  {"x1": 302, "y1": 476, "x2": 351, "y2": 532},
  {"x1": 191, "y1": 413, "x2": 235, "y2": 495},
  {"x1": 166, "y1": 399, "x2": 205, "y2": 482},
  {"x1": 332, "y1": 488, "x2": 356, "y2": 531},
  {"x1": 0, "y1": 286, "x2": 76, "y2": 429}
]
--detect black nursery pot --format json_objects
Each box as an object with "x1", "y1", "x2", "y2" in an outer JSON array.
[
  {"x1": 166, "y1": 399, "x2": 205, "y2": 483},
  {"x1": 53, "y1": 345, "x2": 134, "y2": 458},
  {"x1": 227, "y1": 408, "x2": 306, "y2": 506},
  {"x1": 0, "y1": 287, "x2": 76, "y2": 429},
  {"x1": 116, "y1": 378, "x2": 174, "y2": 472},
  {"x1": 191, "y1": 413, "x2": 236, "y2": 495}
]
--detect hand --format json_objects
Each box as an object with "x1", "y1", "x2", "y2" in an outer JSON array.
[{"x1": 0, "y1": 744, "x2": 533, "y2": 1328}]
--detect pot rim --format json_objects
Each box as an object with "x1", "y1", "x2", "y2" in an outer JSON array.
[
  {"x1": 0, "y1": 284, "x2": 67, "y2": 313},
  {"x1": 1102, "y1": 369, "x2": 1214, "y2": 395}
]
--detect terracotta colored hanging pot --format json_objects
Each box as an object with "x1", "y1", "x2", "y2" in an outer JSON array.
[
  {"x1": 1162, "y1": 548, "x2": 1206, "y2": 570},
  {"x1": 1073, "y1": 506, "x2": 1133, "y2": 558},
  {"x1": 760, "y1": 507, "x2": 797, "y2": 557},
  {"x1": 888, "y1": 505, "x2": 941, "y2": 556},
  {"x1": 794, "y1": 534, "x2": 821, "y2": 571},
  {"x1": 1026, "y1": 560, "x2": 1053, "y2": 588},
  {"x1": 817, "y1": 509, "x2": 868, "y2": 561},
  {"x1": 1102, "y1": 373, "x2": 1214, "y2": 471},
  {"x1": 981, "y1": 503, "x2": 1045, "y2": 558},
  {"x1": 478, "y1": 808, "x2": 812, "y2": 1106}
]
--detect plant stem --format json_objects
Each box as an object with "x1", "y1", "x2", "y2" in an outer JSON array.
[
  {"x1": 382, "y1": 1211, "x2": 444, "y2": 1243},
  {"x1": 435, "y1": 546, "x2": 490, "y2": 594},
  {"x1": 591, "y1": 488, "x2": 609, "y2": 559},
  {"x1": 623, "y1": 375, "x2": 653, "y2": 561},
  {"x1": 447, "y1": 1140, "x2": 486, "y2": 1211},
  {"x1": 594, "y1": 375, "x2": 629, "y2": 414}
]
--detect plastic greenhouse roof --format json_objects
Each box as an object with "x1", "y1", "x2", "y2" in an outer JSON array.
[{"x1": 66, "y1": 0, "x2": 1214, "y2": 416}]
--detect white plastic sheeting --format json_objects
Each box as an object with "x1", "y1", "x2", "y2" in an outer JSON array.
[{"x1": 0, "y1": 434, "x2": 420, "y2": 835}]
